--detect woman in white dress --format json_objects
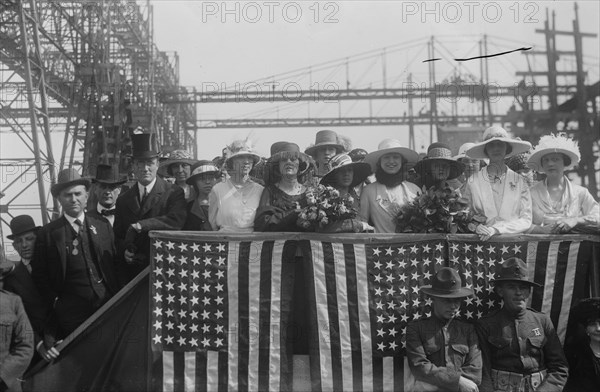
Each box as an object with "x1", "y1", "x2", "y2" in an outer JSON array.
[
  {"x1": 360, "y1": 139, "x2": 420, "y2": 233},
  {"x1": 527, "y1": 133, "x2": 599, "y2": 234},
  {"x1": 208, "y1": 140, "x2": 264, "y2": 232},
  {"x1": 463, "y1": 126, "x2": 532, "y2": 241}
]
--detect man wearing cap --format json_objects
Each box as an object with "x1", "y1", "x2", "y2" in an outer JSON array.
[
  {"x1": 305, "y1": 130, "x2": 347, "y2": 177},
  {"x1": 406, "y1": 267, "x2": 481, "y2": 392},
  {"x1": 1, "y1": 216, "x2": 48, "y2": 340},
  {"x1": 113, "y1": 133, "x2": 186, "y2": 282},
  {"x1": 0, "y1": 266, "x2": 33, "y2": 392},
  {"x1": 476, "y1": 258, "x2": 568, "y2": 392},
  {"x1": 88, "y1": 164, "x2": 127, "y2": 227},
  {"x1": 31, "y1": 168, "x2": 120, "y2": 362}
]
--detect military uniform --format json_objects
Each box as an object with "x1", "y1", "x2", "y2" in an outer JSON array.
[{"x1": 407, "y1": 316, "x2": 481, "y2": 391}]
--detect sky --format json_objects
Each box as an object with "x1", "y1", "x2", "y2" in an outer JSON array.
[{"x1": 150, "y1": 0, "x2": 600, "y2": 157}]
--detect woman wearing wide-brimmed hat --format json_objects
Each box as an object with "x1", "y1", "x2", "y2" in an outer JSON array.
[
  {"x1": 317, "y1": 153, "x2": 374, "y2": 233},
  {"x1": 158, "y1": 150, "x2": 197, "y2": 202},
  {"x1": 463, "y1": 126, "x2": 533, "y2": 241},
  {"x1": 415, "y1": 142, "x2": 464, "y2": 191},
  {"x1": 208, "y1": 139, "x2": 264, "y2": 232},
  {"x1": 305, "y1": 130, "x2": 348, "y2": 177},
  {"x1": 359, "y1": 138, "x2": 420, "y2": 233},
  {"x1": 254, "y1": 142, "x2": 315, "y2": 232},
  {"x1": 564, "y1": 297, "x2": 600, "y2": 392},
  {"x1": 406, "y1": 267, "x2": 481, "y2": 392},
  {"x1": 527, "y1": 133, "x2": 599, "y2": 234},
  {"x1": 182, "y1": 160, "x2": 221, "y2": 231}
]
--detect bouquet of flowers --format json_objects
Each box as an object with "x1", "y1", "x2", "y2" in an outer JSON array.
[
  {"x1": 296, "y1": 184, "x2": 358, "y2": 231},
  {"x1": 394, "y1": 186, "x2": 486, "y2": 234}
]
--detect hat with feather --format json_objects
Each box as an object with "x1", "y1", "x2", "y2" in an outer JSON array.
[{"x1": 527, "y1": 133, "x2": 580, "y2": 173}]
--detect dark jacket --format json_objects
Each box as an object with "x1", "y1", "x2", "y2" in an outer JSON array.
[
  {"x1": 113, "y1": 177, "x2": 186, "y2": 282},
  {"x1": 182, "y1": 200, "x2": 212, "y2": 231},
  {"x1": 1, "y1": 261, "x2": 48, "y2": 338},
  {"x1": 476, "y1": 307, "x2": 569, "y2": 392},
  {"x1": 564, "y1": 336, "x2": 600, "y2": 392},
  {"x1": 0, "y1": 290, "x2": 34, "y2": 392},
  {"x1": 31, "y1": 215, "x2": 119, "y2": 342},
  {"x1": 406, "y1": 315, "x2": 482, "y2": 391}
]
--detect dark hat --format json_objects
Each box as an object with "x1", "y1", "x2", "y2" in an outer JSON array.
[
  {"x1": 7, "y1": 215, "x2": 41, "y2": 240},
  {"x1": 270, "y1": 142, "x2": 311, "y2": 166},
  {"x1": 92, "y1": 164, "x2": 127, "y2": 186},
  {"x1": 130, "y1": 133, "x2": 161, "y2": 159},
  {"x1": 348, "y1": 148, "x2": 368, "y2": 163},
  {"x1": 320, "y1": 153, "x2": 372, "y2": 188},
  {"x1": 51, "y1": 168, "x2": 91, "y2": 197},
  {"x1": 491, "y1": 258, "x2": 542, "y2": 287},
  {"x1": 186, "y1": 160, "x2": 221, "y2": 185},
  {"x1": 305, "y1": 130, "x2": 345, "y2": 156},
  {"x1": 420, "y1": 267, "x2": 474, "y2": 298},
  {"x1": 571, "y1": 297, "x2": 600, "y2": 326},
  {"x1": 414, "y1": 142, "x2": 465, "y2": 180}
]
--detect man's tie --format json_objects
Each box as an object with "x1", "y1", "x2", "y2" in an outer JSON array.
[
  {"x1": 101, "y1": 209, "x2": 116, "y2": 216},
  {"x1": 141, "y1": 186, "x2": 149, "y2": 205},
  {"x1": 74, "y1": 218, "x2": 83, "y2": 235}
]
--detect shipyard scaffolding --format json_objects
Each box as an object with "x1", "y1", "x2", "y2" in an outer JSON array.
[{"x1": 0, "y1": 0, "x2": 197, "y2": 235}]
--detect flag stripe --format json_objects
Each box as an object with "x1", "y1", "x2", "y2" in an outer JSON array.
[
  {"x1": 382, "y1": 356, "x2": 394, "y2": 392},
  {"x1": 217, "y1": 351, "x2": 228, "y2": 392},
  {"x1": 530, "y1": 240, "x2": 549, "y2": 310},
  {"x1": 247, "y1": 241, "x2": 262, "y2": 392},
  {"x1": 184, "y1": 352, "x2": 195, "y2": 392},
  {"x1": 227, "y1": 241, "x2": 240, "y2": 391},
  {"x1": 549, "y1": 241, "x2": 571, "y2": 327},
  {"x1": 525, "y1": 241, "x2": 538, "y2": 309},
  {"x1": 333, "y1": 242, "x2": 352, "y2": 392},
  {"x1": 394, "y1": 355, "x2": 404, "y2": 392},
  {"x1": 163, "y1": 351, "x2": 174, "y2": 392},
  {"x1": 556, "y1": 241, "x2": 579, "y2": 342},
  {"x1": 329, "y1": 242, "x2": 347, "y2": 391},
  {"x1": 541, "y1": 241, "x2": 560, "y2": 315},
  {"x1": 311, "y1": 241, "x2": 334, "y2": 391},
  {"x1": 237, "y1": 242, "x2": 251, "y2": 392},
  {"x1": 268, "y1": 241, "x2": 284, "y2": 392},
  {"x1": 194, "y1": 351, "x2": 207, "y2": 392},
  {"x1": 173, "y1": 351, "x2": 184, "y2": 392},
  {"x1": 372, "y1": 357, "x2": 383, "y2": 392},
  {"x1": 207, "y1": 350, "x2": 220, "y2": 392},
  {"x1": 353, "y1": 244, "x2": 373, "y2": 392},
  {"x1": 257, "y1": 240, "x2": 274, "y2": 392},
  {"x1": 343, "y1": 243, "x2": 364, "y2": 392}
]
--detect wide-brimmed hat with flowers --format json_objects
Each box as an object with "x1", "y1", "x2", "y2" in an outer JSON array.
[
  {"x1": 305, "y1": 130, "x2": 346, "y2": 157},
  {"x1": 415, "y1": 142, "x2": 464, "y2": 180},
  {"x1": 186, "y1": 160, "x2": 221, "y2": 185},
  {"x1": 158, "y1": 150, "x2": 198, "y2": 177},
  {"x1": 527, "y1": 133, "x2": 580, "y2": 173},
  {"x1": 420, "y1": 267, "x2": 474, "y2": 298},
  {"x1": 223, "y1": 139, "x2": 261, "y2": 166},
  {"x1": 466, "y1": 126, "x2": 531, "y2": 159},
  {"x1": 363, "y1": 138, "x2": 419, "y2": 171},
  {"x1": 320, "y1": 153, "x2": 372, "y2": 188}
]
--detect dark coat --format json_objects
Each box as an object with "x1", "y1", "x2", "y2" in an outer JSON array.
[
  {"x1": 182, "y1": 200, "x2": 212, "y2": 231},
  {"x1": 113, "y1": 177, "x2": 186, "y2": 282},
  {"x1": 31, "y1": 214, "x2": 119, "y2": 342},
  {"x1": 2, "y1": 261, "x2": 49, "y2": 337}
]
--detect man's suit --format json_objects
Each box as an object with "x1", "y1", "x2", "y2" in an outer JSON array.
[
  {"x1": 2, "y1": 261, "x2": 48, "y2": 337},
  {"x1": 113, "y1": 176, "x2": 186, "y2": 282},
  {"x1": 31, "y1": 214, "x2": 119, "y2": 343}
]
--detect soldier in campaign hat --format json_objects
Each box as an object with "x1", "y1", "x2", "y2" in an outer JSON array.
[
  {"x1": 406, "y1": 267, "x2": 481, "y2": 392},
  {"x1": 476, "y1": 258, "x2": 568, "y2": 392}
]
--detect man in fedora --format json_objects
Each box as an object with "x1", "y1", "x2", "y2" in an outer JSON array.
[
  {"x1": 406, "y1": 267, "x2": 481, "y2": 392},
  {"x1": 476, "y1": 258, "x2": 568, "y2": 392},
  {"x1": 88, "y1": 164, "x2": 127, "y2": 227},
  {"x1": 113, "y1": 133, "x2": 186, "y2": 283},
  {"x1": 305, "y1": 130, "x2": 347, "y2": 177},
  {"x1": 1, "y1": 215, "x2": 48, "y2": 340},
  {"x1": 31, "y1": 168, "x2": 120, "y2": 362}
]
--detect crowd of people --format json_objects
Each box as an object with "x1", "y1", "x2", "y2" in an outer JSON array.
[{"x1": 1, "y1": 126, "x2": 599, "y2": 391}]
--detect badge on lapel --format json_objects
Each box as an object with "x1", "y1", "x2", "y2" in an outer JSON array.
[
  {"x1": 532, "y1": 328, "x2": 541, "y2": 336},
  {"x1": 90, "y1": 225, "x2": 97, "y2": 235}
]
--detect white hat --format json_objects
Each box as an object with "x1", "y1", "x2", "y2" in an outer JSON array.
[
  {"x1": 527, "y1": 133, "x2": 580, "y2": 173},
  {"x1": 466, "y1": 126, "x2": 531, "y2": 159},
  {"x1": 363, "y1": 139, "x2": 419, "y2": 171},
  {"x1": 454, "y1": 142, "x2": 476, "y2": 159}
]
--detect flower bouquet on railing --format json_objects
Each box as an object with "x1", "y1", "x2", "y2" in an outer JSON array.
[
  {"x1": 394, "y1": 185, "x2": 486, "y2": 234},
  {"x1": 296, "y1": 184, "x2": 361, "y2": 232}
]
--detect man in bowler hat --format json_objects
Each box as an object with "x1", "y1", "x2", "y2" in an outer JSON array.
[
  {"x1": 88, "y1": 164, "x2": 127, "y2": 227},
  {"x1": 406, "y1": 267, "x2": 481, "y2": 392},
  {"x1": 476, "y1": 258, "x2": 568, "y2": 392},
  {"x1": 31, "y1": 168, "x2": 120, "y2": 362},
  {"x1": 1, "y1": 216, "x2": 48, "y2": 341},
  {"x1": 113, "y1": 133, "x2": 186, "y2": 283}
]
